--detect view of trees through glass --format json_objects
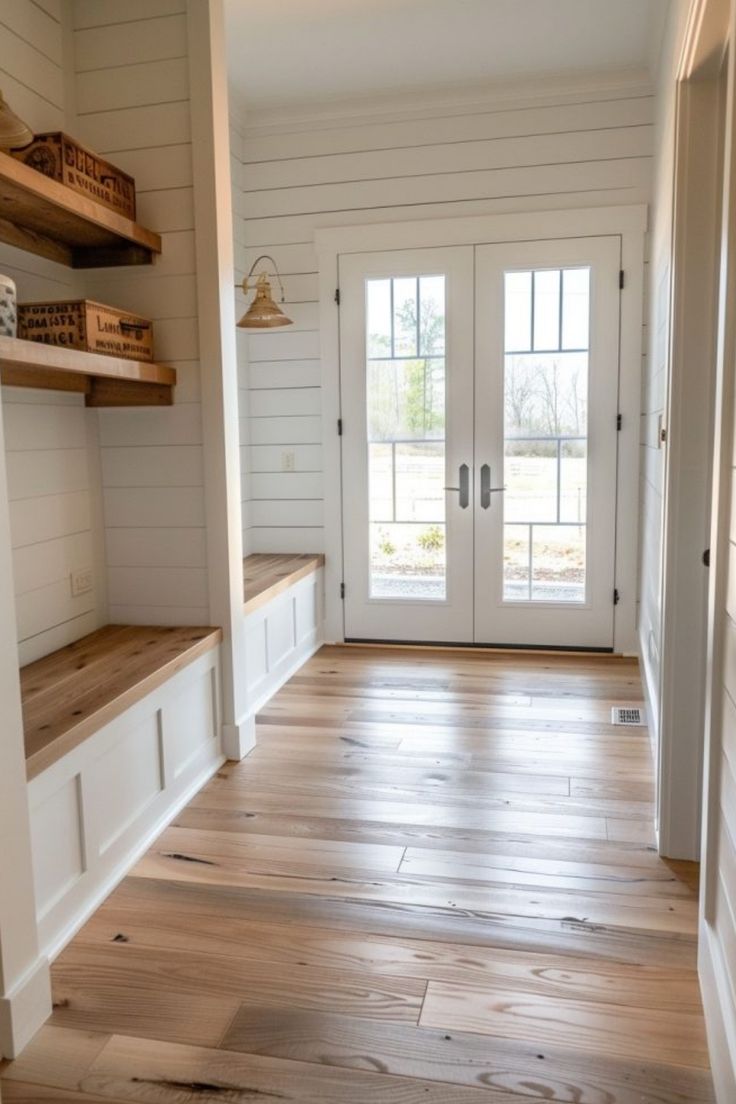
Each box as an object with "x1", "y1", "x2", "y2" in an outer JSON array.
[
  {"x1": 503, "y1": 267, "x2": 590, "y2": 602},
  {"x1": 366, "y1": 275, "x2": 447, "y2": 599},
  {"x1": 362, "y1": 266, "x2": 591, "y2": 604}
]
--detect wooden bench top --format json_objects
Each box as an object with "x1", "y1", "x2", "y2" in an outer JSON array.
[
  {"x1": 22, "y1": 624, "x2": 222, "y2": 780},
  {"x1": 244, "y1": 553, "x2": 325, "y2": 615}
]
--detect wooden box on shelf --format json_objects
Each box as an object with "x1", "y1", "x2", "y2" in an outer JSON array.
[
  {"x1": 0, "y1": 153, "x2": 160, "y2": 268},
  {"x1": 11, "y1": 133, "x2": 136, "y2": 219},
  {"x1": 18, "y1": 299, "x2": 154, "y2": 362}
]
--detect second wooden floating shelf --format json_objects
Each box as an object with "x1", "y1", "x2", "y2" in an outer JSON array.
[
  {"x1": 0, "y1": 335, "x2": 176, "y2": 406},
  {"x1": 0, "y1": 152, "x2": 162, "y2": 268}
]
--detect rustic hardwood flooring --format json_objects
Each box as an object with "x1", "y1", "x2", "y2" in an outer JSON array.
[{"x1": 0, "y1": 644, "x2": 714, "y2": 1103}]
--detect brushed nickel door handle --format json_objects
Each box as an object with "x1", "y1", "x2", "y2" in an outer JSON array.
[
  {"x1": 444, "y1": 463, "x2": 470, "y2": 508},
  {"x1": 480, "y1": 464, "x2": 505, "y2": 509}
]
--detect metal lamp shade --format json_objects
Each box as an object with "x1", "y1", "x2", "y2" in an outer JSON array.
[
  {"x1": 0, "y1": 93, "x2": 33, "y2": 150},
  {"x1": 237, "y1": 276, "x2": 293, "y2": 329}
]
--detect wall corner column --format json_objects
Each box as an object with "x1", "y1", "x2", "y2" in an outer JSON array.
[
  {"x1": 187, "y1": 0, "x2": 252, "y2": 758},
  {"x1": 0, "y1": 391, "x2": 51, "y2": 1059}
]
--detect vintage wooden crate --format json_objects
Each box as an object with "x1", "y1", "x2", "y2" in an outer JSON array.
[
  {"x1": 12, "y1": 133, "x2": 136, "y2": 219},
  {"x1": 17, "y1": 300, "x2": 154, "y2": 362}
]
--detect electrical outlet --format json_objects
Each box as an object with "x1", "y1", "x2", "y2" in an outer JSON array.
[
  {"x1": 70, "y1": 566, "x2": 93, "y2": 597},
  {"x1": 282, "y1": 450, "x2": 296, "y2": 472}
]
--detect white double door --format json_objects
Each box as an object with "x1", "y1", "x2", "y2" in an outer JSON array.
[{"x1": 339, "y1": 236, "x2": 621, "y2": 648}]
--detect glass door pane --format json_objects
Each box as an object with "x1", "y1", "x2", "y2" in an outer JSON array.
[
  {"x1": 366, "y1": 275, "x2": 447, "y2": 600},
  {"x1": 502, "y1": 266, "x2": 590, "y2": 603},
  {"x1": 341, "y1": 245, "x2": 474, "y2": 643}
]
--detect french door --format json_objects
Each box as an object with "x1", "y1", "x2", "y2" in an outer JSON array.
[{"x1": 339, "y1": 236, "x2": 621, "y2": 648}]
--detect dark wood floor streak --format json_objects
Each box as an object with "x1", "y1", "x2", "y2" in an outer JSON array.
[{"x1": 0, "y1": 645, "x2": 714, "y2": 1103}]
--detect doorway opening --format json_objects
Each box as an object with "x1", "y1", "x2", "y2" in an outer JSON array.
[{"x1": 339, "y1": 236, "x2": 621, "y2": 649}]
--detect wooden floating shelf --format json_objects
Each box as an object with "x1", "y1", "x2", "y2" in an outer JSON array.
[
  {"x1": 0, "y1": 152, "x2": 161, "y2": 268},
  {"x1": 0, "y1": 335, "x2": 176, "y2": 406}
]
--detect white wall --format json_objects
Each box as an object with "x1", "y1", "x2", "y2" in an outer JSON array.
[
  {"x1": 0, "y1": 1, "x2": 109, "y2": 664},
  {"x1": 1, "y1": 0, "x2": 217, "y2": 655},
  {"x1": 638, "y1": 0, "x2": 691, "y2": 761},
  {"x1": 234, "y1": 82, "x2": 654, "y2": 554},
  {"x1": 70, "y1": 0, "x2": 209, "y2": 627},
  {"x1": 231, "y1": 111, "x2": 251, "y2": 555}
]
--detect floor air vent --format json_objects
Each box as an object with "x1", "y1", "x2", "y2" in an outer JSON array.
[{"x1": 611, "y1": 706, "x2": 646, "y2": 726}]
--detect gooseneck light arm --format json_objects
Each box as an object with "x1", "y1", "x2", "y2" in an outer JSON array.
[{"x1": 236, "y1": 254, "x2": 286, "y2": 302}]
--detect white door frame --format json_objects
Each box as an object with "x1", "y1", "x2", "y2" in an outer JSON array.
[
  {"x1": 677, "y1": 0, "x2": 736, "y2": 1097},
  {"x1": 317, "y1": 205, "x2": 647, "y2": 652},
  {"x1": 657, "y1": 12, "x2": 730, "y2": 862}
]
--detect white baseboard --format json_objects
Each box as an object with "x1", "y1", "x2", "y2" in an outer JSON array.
[
  {"x1": 246, "y1": 628, "x2": 323, "y2": 720},
  {"x1": 638, "y1": 624, "x2": 660, "y2": 754},
  {"x1": 0, "y1": 954, "x2": 51, "y2": 1059},
  {"x1": 222, "y1": 715, "x2": 256, "y2": 761},
  {"x1": 699, "y1": 920, "x2": 736, "y2": 1102}
]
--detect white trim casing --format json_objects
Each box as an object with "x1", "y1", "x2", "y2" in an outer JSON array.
[
  {"x1": 0, "y1": 385, "x2": 50, "y2": 1059},
  {"x1": 188, "y1": 0, "x2": 251, "y2": 761},
  {"x1": 694, "y1": 0, "x2": 736, "y2": 1095},
  {"x1": 317, "y1": 205, "x2": 647, "y2": 652},
  {"x1": 700, "y1": 920, "x2": 736, "y2": 1103},
  {"x1": 657, "y1": 73, "x2": 725, "y2": 862}
]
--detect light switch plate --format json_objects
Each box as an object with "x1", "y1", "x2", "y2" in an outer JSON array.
[{"x1": 70, "y1": 567, "x2": 93, "y2": 597}]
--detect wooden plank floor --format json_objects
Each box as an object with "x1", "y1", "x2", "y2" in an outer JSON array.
[{"x1": 0, "y1": 645, "x2": 714, "y2": 1103}]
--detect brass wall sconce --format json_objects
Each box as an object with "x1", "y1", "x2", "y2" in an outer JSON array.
[{"x1": 236, "y1": 254, "x2": 293, "y2": 329}]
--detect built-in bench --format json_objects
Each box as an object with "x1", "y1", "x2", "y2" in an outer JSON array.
[
  {"x1": 244, "y1": 552, "x2": 325, "y2": 614},
  {"x1": 242, "y1": 553, "x2": 325, "y2": 738},
  {"x1": 22, "y1": 624, "x2": 223, "y2": 958},
  {"x1": 22, "y1": 625, "x2": 222, "y2": 779}
]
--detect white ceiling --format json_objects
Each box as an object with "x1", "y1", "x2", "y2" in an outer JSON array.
[{"x1": 225, "y1": 0, "x2": 670, "y2": 116}]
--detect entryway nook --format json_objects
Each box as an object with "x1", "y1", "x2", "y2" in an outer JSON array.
[{"x1": 0, "y1": 1, "x2": 735, "y2": 1102}]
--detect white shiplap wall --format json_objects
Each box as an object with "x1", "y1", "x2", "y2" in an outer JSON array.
[
  {"x1": 231, "y1": 112, "x2": 252, "y2": 555},
  {"x1": 0, "y1": 0, "x2": 109, "y2": 665},
  {"x1": 235, "y1": 87, "x2": 654, "y2": 554},
  {"x1": 70, "y1": 0, "x2": 209, "y2": 626},
  {"x1": 637, "y1": 5, "x2": 687, "y2": 754}
]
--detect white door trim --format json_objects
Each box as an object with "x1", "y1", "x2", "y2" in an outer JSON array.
[{"x1": 317, "y1": 204, "x2": 647, "y2": 650}]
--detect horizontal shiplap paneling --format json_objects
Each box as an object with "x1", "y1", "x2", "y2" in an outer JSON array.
[
  {"x1": 71, "y1": 0, "x2": 208, "y2": 626},
  {"x1": 0, "y1": 0, "x2": 108, "y2": 663},
  {"x1": 238, "y1": 89, "x2": 654, "y2": 552}
]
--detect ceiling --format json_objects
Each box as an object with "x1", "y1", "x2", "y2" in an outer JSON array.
[{"x1": 225, "y1": 0, "x2": 670, "y2": 116}]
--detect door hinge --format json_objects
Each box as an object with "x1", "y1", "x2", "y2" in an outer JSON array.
[
  {"x1": 613, "y1": 588, "x2": 620, "y2": 606},
  {"x1": 703, "y1": 548, "x2": 711, "y2": 568},
  {"x1": 337, "y1": 418, "x2": 343, "y2": 436},
  {"x1": 619, "y1": 270, "x2": 625, "y2": 290},
  {"x1": 335, "y1": 288, "x2": 341, "y2": 305},
  {"x1": 340, "y1": 582, "x2": 345, "y2": 599},
  {"x1": 617, "y1": 413, "x2": 623, "y2": 431}
]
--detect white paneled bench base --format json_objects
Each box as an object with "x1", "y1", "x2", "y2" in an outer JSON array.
[
  {"x1": 242, "y1": 553, "x2": 325, "y2": 746},
  {"x1": 22, "y1": 625, "x2": 223, "y2": 959}
]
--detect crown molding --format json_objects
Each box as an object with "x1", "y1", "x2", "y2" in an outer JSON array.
[
  {"x1": 232, "y1": 67, "x2": 654, "y2": 139},
  {"x1": 677, "y1": 0, "x2": 729, "y2": 81}
]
